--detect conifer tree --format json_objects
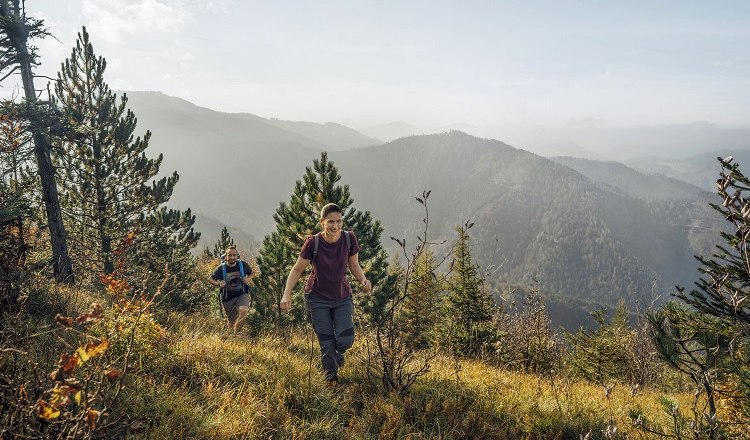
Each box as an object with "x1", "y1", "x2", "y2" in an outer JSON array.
[
  {"x1": 253, "y1": 230, "x2": 295, "y2": 326},
  {"x1": 257, "y1": 152, "x2": 397, "y2": 325},
  {"x1": 400, "y1": 249, "x2": 443, "y2": 349},
  {"x1": 212, "y1": 226, "x2": 236, "y2": 258},
  {"x1": 0, "y1": 112, "x2": 35, "y2": 305},
  {"x1": 0, "y1": 1, "x2": 74, "y2": 283},
  {"x1": 127, "y1": 207, "x2": 201, "y2": 310},
  {"x1": 565, "y1": 303, "x2": 636, "y2": 384},
  {"x1": 646, "y1": 157, "x2": 750, "y2": 437},
  {"x1": 53, "y1": 28, "x2": 198, "y2": 297},
  {"x1": 444, "y1": 224, "x2": 495, "y2": 356}
]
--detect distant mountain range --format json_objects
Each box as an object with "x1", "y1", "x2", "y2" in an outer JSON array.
[
  {"x1": 359, "y1": 121, "x2": 423, "y2": 142},
  {"x1": 624, "y1": 150, "x2": 750, "y2": 192},
  {"x1": 551, "y1": 156, "x2": 706, "y2": 201},
  {"x1": 124, "y1": 91, "x2": 728, "y2": 328},
  {"x1": 330, "y1": 133, "x2": 721, "y2": 307}
]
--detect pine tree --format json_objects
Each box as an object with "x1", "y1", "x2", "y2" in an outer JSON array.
[
  {"x1": 52, "y1": 28, "x2": 199, "y2": 304},
  {"x1": 646, "y1": 156, "x2": 750, "y2": 437},
  {"x1": 257, "y1": 152, "x2": 397, "y2": 325},
  {"x1": 400, "y1": 249, "x2": 443, "y2": 349},
  {"x1": 0, "y1": 112, "x2": 35, "y2": 305},
  {"x1": 127, "y1": 207, "x2": 201, "y2": 311},
  {"x1": 212, "y1": 226, "x2": 236, "y2": 258},
  {"x1": 0, "y1": 1, "x2": 74, "y2": 283},
  {"x1": 444, "y1": 224, "x2": 495, "y2": 357},
  {"x1": 565, "y1": 303, "x2": 636, "y2": 384},
  {"x1": 53, "y1": 28, "x2": 196, "y2": 278},
  {"x1": 253, "y1": 230, "x2": 295, "y2": 326}
]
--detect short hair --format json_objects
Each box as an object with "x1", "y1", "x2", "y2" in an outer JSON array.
[
  {"x1": 225, "y1": 245, "x2": 238, "y2": 254},
  {"x1": 320, "y1": 203, "x2": 343, "y2": 219}
]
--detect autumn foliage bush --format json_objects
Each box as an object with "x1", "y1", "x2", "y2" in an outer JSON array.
[{"x1": 0, "y1": 233, "x2": 165, "y2": 439}]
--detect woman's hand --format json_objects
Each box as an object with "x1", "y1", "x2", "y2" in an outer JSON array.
[
  {"x1": 280, "y1": 294, "x2": 292, "y2": 312},
  {"x1": 360, "y1": 278, "x2": 372, "y2": 293}
]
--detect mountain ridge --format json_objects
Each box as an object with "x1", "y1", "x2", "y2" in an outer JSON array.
[{"x1": 121, "y1": 92, "x2": 726, "y2": 326}]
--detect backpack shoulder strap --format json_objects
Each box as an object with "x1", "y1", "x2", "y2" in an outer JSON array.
[
  {"x1": 237, "y1": 259, "x2": 246, "y2": 278},
  {"x1": 312, "y1": 233, "x2": 320, "y2": 263},
  {"x1": 221, "y1": 262, "x2": 227, "y2": 280},
  {"x1": 312, "y1": 232, "x2": 350, "y2": 262}
]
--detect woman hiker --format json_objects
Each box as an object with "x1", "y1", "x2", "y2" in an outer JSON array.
[{"x1": 280, "y1": 203, "x2": 372, "y2": 383}]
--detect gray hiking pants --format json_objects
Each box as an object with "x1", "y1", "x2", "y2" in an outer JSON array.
[{"x1": 304, "y1": 294, "x2": 355, "y2": 381}]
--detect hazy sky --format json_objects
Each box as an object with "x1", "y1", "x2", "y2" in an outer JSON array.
[{"x1": 5, "y1": 0, "x2": 750, "y2": 132}]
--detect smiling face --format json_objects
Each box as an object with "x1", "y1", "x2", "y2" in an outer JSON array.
[
  {"x1": 320, "y1": 212, "x2": 343, "y2": 237},
  {"x1": 225, "y1": 247, "x2": 238, "y2": 265}
]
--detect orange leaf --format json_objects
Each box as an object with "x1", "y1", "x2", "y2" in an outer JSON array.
[
  {"x1": 59, "y1": 353, "x2": 79, "y2": 373},
  {"x1": 75, "y1": 303, "x2": 103, "y2": 324},
  {"x1": 55, "y1": 314, "x2": 74, "y2": 327},
  {"x1": 104, "y1": 368, "x2": 121, "y2": 380},
  {"x1": 87, "y1": 409, "x2": 101, "y2": 431},
  {"x1": 37, "y1": 400, "x2": 60, "y2": 420}
]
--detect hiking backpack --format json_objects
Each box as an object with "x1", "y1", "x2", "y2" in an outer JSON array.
[{"x1": 217, "y1": 256, "x2": 248, "y2": 316}]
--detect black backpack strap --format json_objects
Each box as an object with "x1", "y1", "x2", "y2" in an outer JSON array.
[
  {"x1": 312, "y1": 233, "x2": 320, "y2": 264},
  {"x1": 312, "y1": 232, "x2": 350, "y2": 263}
]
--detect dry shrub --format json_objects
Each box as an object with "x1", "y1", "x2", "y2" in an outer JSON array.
[{"x1": 494, "y1": 286, "x2": 563, "y2": 375}]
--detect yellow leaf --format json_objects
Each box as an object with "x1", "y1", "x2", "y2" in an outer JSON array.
[
  {"x1": 75, "y1": 346, "x2": 91, "y2": 363},
  {"x1": 74, "y1": 391, "x2": 82, "y2": 405},
  {"x1": 38, "y1": 400, "x2": 60, "y2": 420},
  {"x1": 48, "y1": 385, "x2": 67, "y2": 406},
  {"x1": 86, "y1": 339, "x2": 109, "y2": 357},
  {"x1": 75, "y1": 339, "x2": 109, "y2": 365}
]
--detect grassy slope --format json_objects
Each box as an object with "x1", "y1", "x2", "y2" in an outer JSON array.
[{"x1": 121, "y1": 314, "x2": 690, "y2": 440}]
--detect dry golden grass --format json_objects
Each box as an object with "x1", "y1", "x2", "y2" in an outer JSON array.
[{"x1": 122, "y1": 315, "x2": 696, "y2": 439}]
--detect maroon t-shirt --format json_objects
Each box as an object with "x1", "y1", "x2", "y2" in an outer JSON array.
[{"x1": 300, "y1": 231, "x2": 360, "y2": 300}]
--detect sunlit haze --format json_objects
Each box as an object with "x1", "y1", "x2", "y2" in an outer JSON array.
[{"x1": 4, "y1": 0, "x2": 750, "y2": 157}]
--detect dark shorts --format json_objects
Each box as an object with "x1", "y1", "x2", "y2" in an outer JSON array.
[{"x1": 222, "y1": 293, "x2": 250, "y2": 323}]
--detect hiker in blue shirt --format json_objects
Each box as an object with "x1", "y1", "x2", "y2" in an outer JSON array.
[{"x1": 208, "y1": 246, "x2": 254, "y2": 333}]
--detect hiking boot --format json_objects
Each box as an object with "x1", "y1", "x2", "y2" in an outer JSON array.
[
  {"x1": 325, "y1": 369, "x2": 338, "y2": 383},
  {"x1": 336, "y1": 352, "x2": 345, "y2": 368}
]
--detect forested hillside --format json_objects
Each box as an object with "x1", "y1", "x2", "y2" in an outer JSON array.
[
  {"x1": 123, "y1": 91, "x2": 726, "y2": 315},
  {"x1": 626, "y1": 150, "x2": 750, "y2": 192},
  {"x1": 330, "y1": 132, "x2": 723, "y2": 308}
]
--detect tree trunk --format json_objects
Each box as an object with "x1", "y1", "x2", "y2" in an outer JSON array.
[
  {"x1": 94, "y1": 144, "x2": 114, "y2": 274},
  {"x1": 3, "y1": 1, "x2": 75, "y2": 284},
  {"x1": 26, "y1": 112, "x2": 75, "y2": 284}
]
